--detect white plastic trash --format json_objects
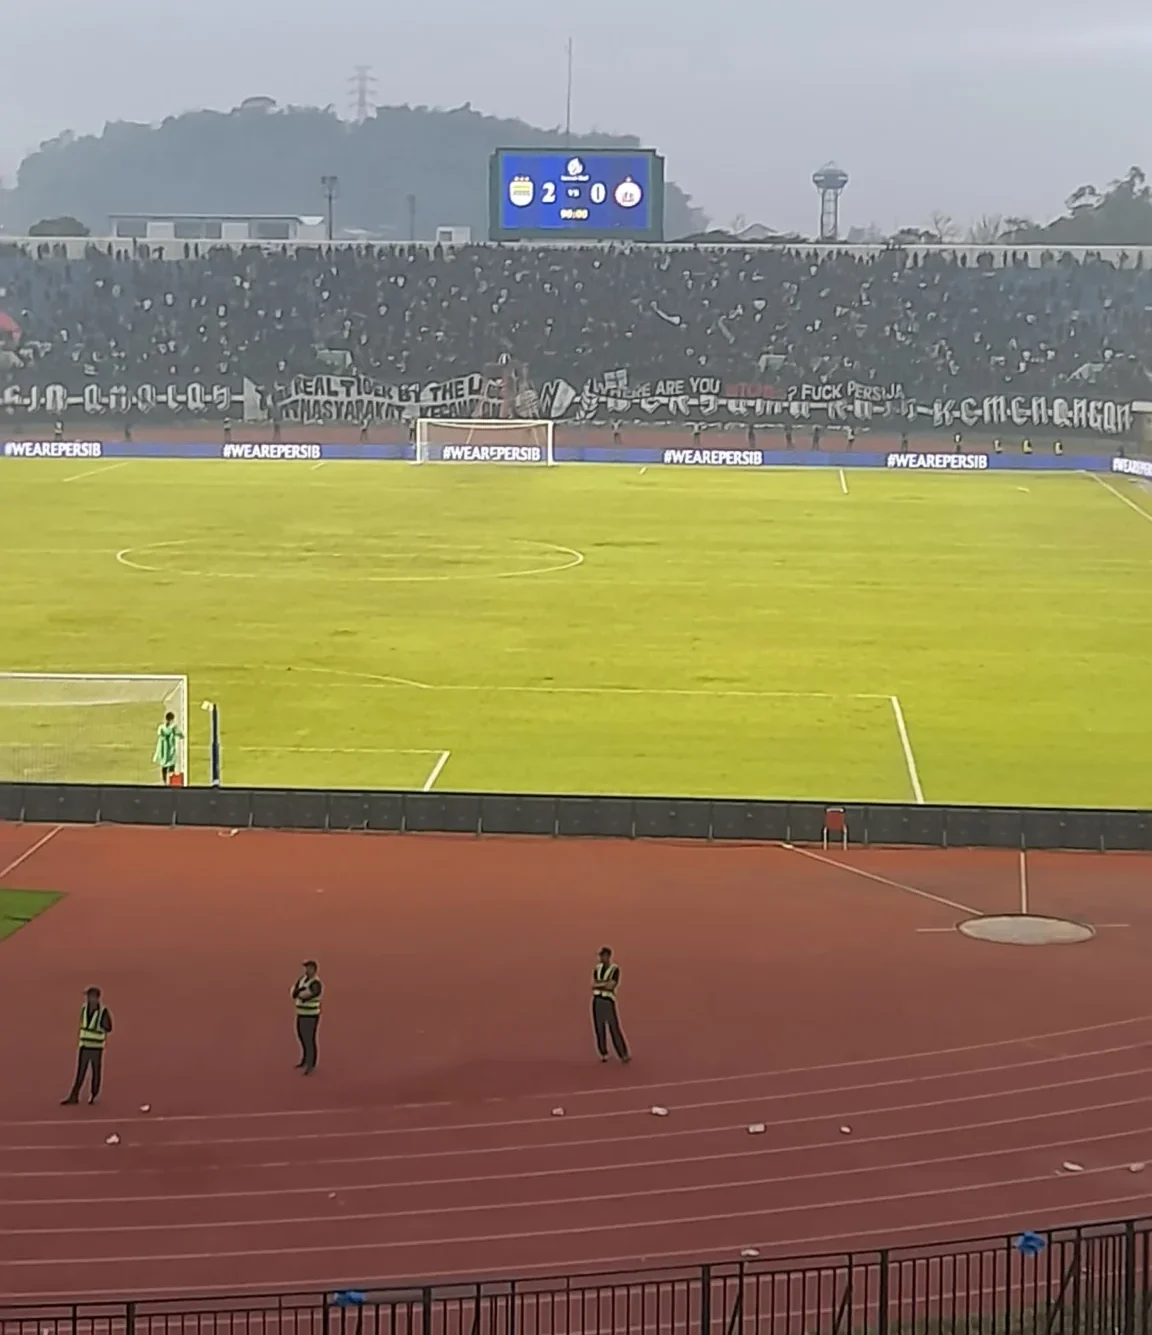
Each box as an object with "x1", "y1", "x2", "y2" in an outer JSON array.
[
  {"x1": 747, "y1": 1123, "x2": 766, "y2": 1135},
  {"x1": 105, "y1": 1134, "x2": 120, "y2": 1145},
  {"x1": 1130, "y1": 1163, "x2": 1147, "y2": 1173},
  {"x1": 650, "y1": 1106, "x2": 669, "y2": 1117},
  {"x1": 1062, "y1": 1161, "x2": 1084, "y2": 1173},
  {"x1": 551, "y1": 1107, "x2": 566, "y2": 1117},
  {"x1": 139, "y1": 1104, "x2": 151, "y2": 1114},
  {"x1": 839, "y1": 1125, "x2": 852, "y2": 1135},
  {"x1": 740, "y1": 1248, "x2": 760, "y2": 1259}
]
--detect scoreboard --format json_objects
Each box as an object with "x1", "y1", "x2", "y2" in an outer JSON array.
[{"x1": 489, "y1": 148, "x2": 664, "y2": 243}]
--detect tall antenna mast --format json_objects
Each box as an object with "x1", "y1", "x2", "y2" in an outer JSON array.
[
  {"x1": 564, "y1": 38, "x2": 573, "y2": 143},
  {"x1": 348, "y1": 65, "x2": 377, "y2": 123}
]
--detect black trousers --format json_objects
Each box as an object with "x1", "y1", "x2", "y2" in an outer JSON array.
[
  {"x1": 296, "y1": 1015, "x2": 319, "y2": 1070},
  {"x1": 68, "y1": 1046, "x2": 104, "y2": 1100},
  {"x1": 592, "y1": 997, "x2": 629, "y2": 1060}
]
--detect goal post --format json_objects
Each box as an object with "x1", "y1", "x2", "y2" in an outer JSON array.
[
  {"x1": 0, "y1": 673, "x2": 189, "y2": 785},
  {"x1": 413, "y1": 418, "x2": 556, "y2": 465}
]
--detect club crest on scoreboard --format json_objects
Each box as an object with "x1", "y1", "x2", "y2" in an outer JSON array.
[{"x1": 508, "y1": 177, "x2": 534, "y2": 207}]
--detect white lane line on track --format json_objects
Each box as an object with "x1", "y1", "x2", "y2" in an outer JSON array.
[
  {"x1": 3, "y1": 1050, "x2": 1148, "y2": 1165},
  {"x1": 0, "y1": 825, "x2": 62, "y2": 881},
  {"x1": 2, "y1": 1154, "x2": 1146, "y2": 1268},
  {"x1": 12, "y1": 1181, "x2": 1152, "y2": 1301},
  {"x1": 785, "y1": 843, "x2": 976, "y2": 914},
  {"x1": 10, "y1": 1092, "x2": 1151, "y2": 1211},
  {"x1": 5, "y1": 1009, "x2": 1148, "y2": 1129},
  {"x1": 8, "y1": 1115, "x2": 1152, "y2": 1237}
]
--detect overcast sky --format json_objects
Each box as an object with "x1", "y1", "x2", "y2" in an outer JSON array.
[{"x1": 4, "y1": 0, "x2": 1152, "y2": 233}]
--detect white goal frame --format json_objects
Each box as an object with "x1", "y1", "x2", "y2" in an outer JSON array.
[
  {"x1": 0, "y1": 672, "x2": 189, "y2": 785},
  {"x1": 413, "y1": 418, "x2": 556, "y2": 466}
]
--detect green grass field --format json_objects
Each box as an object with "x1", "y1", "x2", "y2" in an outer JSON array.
[
  {"x1": 1, "y1": 460, "x2": 1150, "y2": 807},
  {"x1": 0, "y1": 889, "x2": 61, "y2": 941}
]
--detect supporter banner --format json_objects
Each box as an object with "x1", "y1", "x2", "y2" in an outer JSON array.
[
  {"x1": 270, "y1": 373, "x2": 484, "y2": 424},
  {"x1": 928, "y1": 394, "x2": 1132, "y2": 435},
  {"x1": 539, "y1": 368, "x2": 906, "y2": 425},
  {"x1": 0, "y1": 364, "x2": 1133, "y2": 437}
]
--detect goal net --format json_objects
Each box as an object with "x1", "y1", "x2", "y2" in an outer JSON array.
[
  {"x1": 0, "y1": 673, "x2": 189, "y2": 785},
  {"x1": 414, "y1": 418, "x2": 556, "y2": 465}
]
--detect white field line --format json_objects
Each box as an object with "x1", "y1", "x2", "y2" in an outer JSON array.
[
  {"x1": 889, "y1": 694, "x2": 925, "y2": 804},
  {"x1": 839, "y1": 468, "x2": 849, "y2": 495},
  {"x1": 1019, "y1": 849, "x2": 1030, "y2": 915},
  {"x1": 310, "y1": 461, "x2": 326, "y2": 471},
  {"x1": 1089, "y1": 472, "x2": 1152, "y2": 525},
  {"x1": 784, "y1": 844, "x2": 978, "y2": 916},
  {"x1": 61, "y1": 461, "x2": 129, "y2": 484},
  {"x1": 422, "y1": 750, "x2": 451, "y2": 791},
  {"x1": 234, "y1": 745, "x2": 443, "y2": 756},
  {"x1": 0, "y1": 825, "x2": 62, "y2": 882},
  {"x1": 274, "y1": 667, "x2": 895, "y2": 701}
]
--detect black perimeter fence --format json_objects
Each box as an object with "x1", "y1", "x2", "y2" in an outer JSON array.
[
  {"x1": 4, "y1": 1218, "x2": 1152, "y2": 1335},
  {"x1": 1, "y1": 781, "x2": 1151, "y2": 850}
]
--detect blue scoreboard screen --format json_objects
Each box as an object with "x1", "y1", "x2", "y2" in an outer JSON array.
[{"x1": 489, "y1": 148, "x2": 665, "y2": 242}]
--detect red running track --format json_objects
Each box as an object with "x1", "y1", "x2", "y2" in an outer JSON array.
[{"x1": 1, "y1": 822, "x2": 1151, "y2": 1300}]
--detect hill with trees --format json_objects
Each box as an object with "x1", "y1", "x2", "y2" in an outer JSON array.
[
  {"x1": 847, "y1": 168, "x2": 1152, "y2": 248},
  {"x1": 0, "y1": 99, "x2": 706, "y2": 240}
]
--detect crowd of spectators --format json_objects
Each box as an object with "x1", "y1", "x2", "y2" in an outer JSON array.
[{"x1": 1, "y1": 241, "x2": 1150, "y2": 404}]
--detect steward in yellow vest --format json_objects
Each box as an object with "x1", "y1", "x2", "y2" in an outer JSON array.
[
  {"x1": 61, "y1": 986, "x2": 112, "y2": 1106},
  {"x1": 592, "y1": 947, "x2": 631, "y2": 1064},
  {"x1": 292, "y1": 961, "x2": 323, "y2": 1074}
]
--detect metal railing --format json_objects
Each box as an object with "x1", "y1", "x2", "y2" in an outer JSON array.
[{"x1": 4, "y1": 1216, "x2": 1152, "y2": 1335}]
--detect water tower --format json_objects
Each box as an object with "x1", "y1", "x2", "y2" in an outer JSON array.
[{"x1": 812, "y1": 162, "x2": 849, "y2": 241}]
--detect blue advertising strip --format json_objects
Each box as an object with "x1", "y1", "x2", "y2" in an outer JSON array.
[
  {"x1": 0, "y1": 439, "x2": 1135, "y2": 473},
  {"x1": 2, "y1": 440, "x2": 407, "y2": 461}
]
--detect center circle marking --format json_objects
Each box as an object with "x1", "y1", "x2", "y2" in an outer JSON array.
[{"x1": 115, "y1": 537, "x2": 584, "y2": 583}]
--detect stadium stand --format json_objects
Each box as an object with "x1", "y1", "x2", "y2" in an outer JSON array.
[{"x1": 1, "y1": 242, "x2": 1150, "y2": 405}]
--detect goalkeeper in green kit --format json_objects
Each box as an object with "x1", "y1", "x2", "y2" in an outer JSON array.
[{"x1": 153, "y1": 711, "x2": 183, "y2": 784}]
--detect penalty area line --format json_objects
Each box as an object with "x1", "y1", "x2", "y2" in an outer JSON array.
[
  {"x1": 890, "y1": 695, "x2": 925, "y2": 804},
  {"x1": 422, "y1": 750, "x2": 451, "y2": 791}
]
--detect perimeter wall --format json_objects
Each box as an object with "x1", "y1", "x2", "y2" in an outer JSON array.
[{"x1": 1, "y1": 783, "x2": 1150, "y2": 850}]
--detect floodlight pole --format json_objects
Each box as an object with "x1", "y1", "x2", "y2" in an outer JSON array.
[{"x1": 320, "y1": 175, "x2": 339, "y2": 242}]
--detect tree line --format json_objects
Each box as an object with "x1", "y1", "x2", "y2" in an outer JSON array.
[
  {"x1": 0, "y1": 98, "x2": 706, "y2": 241},
  {"x1": 2, "y1": 95, "x2": 1151, "y2": 247}
]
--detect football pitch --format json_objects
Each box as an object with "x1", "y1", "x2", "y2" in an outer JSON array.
[{"x1": 1, "y1": 459, "x2": 1150, "y2": 808}]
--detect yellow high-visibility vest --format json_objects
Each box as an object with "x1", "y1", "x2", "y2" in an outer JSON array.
[
  {"x1": 294, "y1": 977, "x2": 322, "y2": 1015},
  {"x1": 593, "y1": 963, "x2": 620, "y2": 1000},
  {"x1": 79, "y1": 1005, "x2": 107, "y2": 1048}
]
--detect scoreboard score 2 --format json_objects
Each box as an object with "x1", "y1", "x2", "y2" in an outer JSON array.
[{"x1": 489, "y1": 148, "x2": 665, "y2": 242}]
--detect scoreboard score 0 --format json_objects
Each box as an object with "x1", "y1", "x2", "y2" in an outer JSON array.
[{"x1": 489, "y1": 148, "x2": 665, "y2": 243}]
